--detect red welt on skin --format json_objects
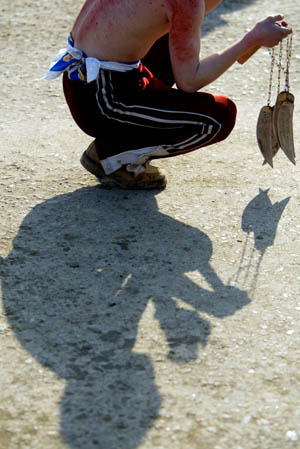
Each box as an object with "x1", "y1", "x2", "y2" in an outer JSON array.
[
  {"x1": 168, "y1": 1, "x2": 199, "y2": 62},
  {"x1": 74, "y1": 0, "x2": 122, "y2": 40}
]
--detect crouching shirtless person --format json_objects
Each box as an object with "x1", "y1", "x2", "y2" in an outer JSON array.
[{"x1": 44, "y1": 0, "x2": 292, "y2": 189}]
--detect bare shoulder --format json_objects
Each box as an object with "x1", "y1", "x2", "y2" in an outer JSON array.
[
  {"x1": 164, "y1": 0, "x2": 205, "y2": 31},
  {"x1": 166, "y1": 0, "x2": 205, "y2": 91},
  {"x1": 165, "y1": 0, "x2": 205, "y2": 38}
]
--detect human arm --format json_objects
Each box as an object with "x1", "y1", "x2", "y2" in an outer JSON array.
[{"x1": 167, "y1": 1, "x2": 292, "y2": 92}]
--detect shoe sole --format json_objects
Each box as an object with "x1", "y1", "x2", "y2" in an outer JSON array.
[{"x1": 80, "y1": 151, "x2": 166, "y2": 190}]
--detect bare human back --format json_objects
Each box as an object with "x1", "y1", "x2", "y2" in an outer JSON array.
[{"x1": 71, "y1": 0, "x2": 171, "y2": 62}]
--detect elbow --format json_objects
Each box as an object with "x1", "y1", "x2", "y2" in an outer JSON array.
[
  {"x1": 175, "y1": 78, "x2": 198, "y2": 93},
  {"x1": 177, "y1": 83, "x2": 197, "y2": 93},
  {"x1": 176, "y1": 80, "x2": 207, "y2": 93},
  {"x1": 174, "y1": 70, "x2": 197, "y2": 92},
  {"x1": 175, "y1": 72, "x2": 207, "y2": 93}
]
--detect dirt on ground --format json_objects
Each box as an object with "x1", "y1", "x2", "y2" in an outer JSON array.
[{"x1": 1, "y1": 0, "x2": 300, "y2": 448}]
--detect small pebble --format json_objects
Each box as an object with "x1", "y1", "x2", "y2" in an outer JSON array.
[
  {"x1": 242, "y1": 415, "x2": 251, "y2": 424},
  {"x1": 285, "y1": 430, "x2": 298, "y2": 441}
]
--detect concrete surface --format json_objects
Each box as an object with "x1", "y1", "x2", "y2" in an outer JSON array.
[{"x1": 0, "y1": 0, "x2": 300, "y2": 448}]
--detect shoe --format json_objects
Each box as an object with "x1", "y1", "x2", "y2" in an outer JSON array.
[{"x1": 80, "y1": 141, "x2": 167, "y2": 190}]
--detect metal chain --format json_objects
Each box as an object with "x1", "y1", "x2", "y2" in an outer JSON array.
[
  {"x1": 285, "y1": 34, "x2": 293, "y2": 92},
  {"x1": 277, "y1": 40, "x2": 282, "y2": 95},
  {"x1": 267, "y1": 32, "x2": 293, "y2": 103},
  {"x1": 267, "y1": 47, "x2": 275, "y2": 106}
]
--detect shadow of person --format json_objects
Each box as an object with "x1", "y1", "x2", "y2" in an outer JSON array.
[{"x1": 1, "y1": 186, "x2": 251, "y2": 449}]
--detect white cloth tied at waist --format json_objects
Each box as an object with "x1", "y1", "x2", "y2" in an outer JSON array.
[
  {"x1": 43, "y1": 39, "x2": 141, "y2": 83},
  {"x1": 85, "y1": 58, "x2": 140, "y2": 82}
]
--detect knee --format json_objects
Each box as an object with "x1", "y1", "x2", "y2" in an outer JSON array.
[
  {"x1": 225, "y1": 97, "x2": 237, "y2": 131},
  {"x1": 215, "y1": 95, "x2": 237, "y2": 141}
]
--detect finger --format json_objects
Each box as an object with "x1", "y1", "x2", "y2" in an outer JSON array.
[
  {"x1": 275, "y1": 23, "x2": 293, "y2": 35},
  {"x1": 271, "y1": 14, "x2": 284, "y2": 23}
]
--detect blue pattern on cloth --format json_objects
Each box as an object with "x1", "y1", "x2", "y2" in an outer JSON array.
[{"x1": 43, "y1": 35, "x2": 141, "y2": 83}]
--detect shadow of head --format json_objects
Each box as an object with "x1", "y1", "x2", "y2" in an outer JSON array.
[{"x1": 0, "y1": 186, "x2": 251, "y2": 448}]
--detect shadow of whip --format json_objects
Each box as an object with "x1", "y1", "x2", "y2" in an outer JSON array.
[{"x1": 229, "y1": 189, "x2": 290, "y2": 295}]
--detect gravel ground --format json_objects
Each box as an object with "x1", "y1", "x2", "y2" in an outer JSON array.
[{"x1": 1, "y1": 1, "x2": 300, "y2": 448}]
